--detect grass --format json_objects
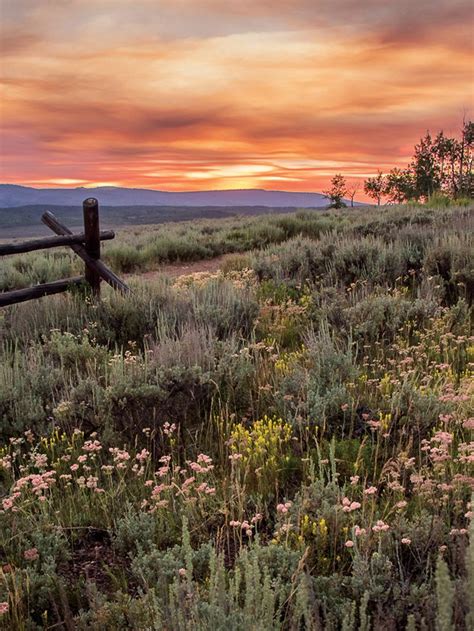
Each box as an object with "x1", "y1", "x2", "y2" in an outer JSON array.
[
  {"x1": 3, "y1": 201, "x2": 466, "y2": 290},
  {"x1": 0, "y1": 201, "x2": 473, "y2": 629}
]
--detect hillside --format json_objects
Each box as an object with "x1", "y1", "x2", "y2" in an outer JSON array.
[
  {"x1": 0, "y1": 184, "x2": 335, "y2": 208},
  {"x1": 0, "y1": 203, "x2": 328, "y2": 239}
]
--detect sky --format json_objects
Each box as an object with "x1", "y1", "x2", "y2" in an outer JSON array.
[{"x1": 1, "y1": 0, "x2": 473, "y2": 196}]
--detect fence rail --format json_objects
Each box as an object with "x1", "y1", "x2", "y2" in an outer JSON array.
[{"x1": 0, "y1": 198, "x2": 130, "y2": 307}]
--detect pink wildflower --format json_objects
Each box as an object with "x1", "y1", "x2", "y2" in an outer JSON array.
[
  {"x1": 83, "y1": 440, "x2": 102, "y2": 453},
  {"x1": 372, "y1": 520, "x2": 389, "y2": 533},
  {"x1": 364, "y1": 486, "x2": 377, "y2": 496},
  {"x1": 345, "y1": 540, "x2": 354, "y2": 548},
  {"x1": 136, "y1": 449, "x2": 150, "y2": 463},
  {"x1": 23, "y1": 548, "x2": 39, "y2": 561}
]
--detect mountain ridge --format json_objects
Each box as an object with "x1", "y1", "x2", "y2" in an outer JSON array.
[{"x1": 0, "y1": 184, "x2": 346, "y2": 208}]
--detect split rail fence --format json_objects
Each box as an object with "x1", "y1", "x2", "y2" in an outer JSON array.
[{"x1": 0, "y1": 198, "x2": 130, "y2": 307}]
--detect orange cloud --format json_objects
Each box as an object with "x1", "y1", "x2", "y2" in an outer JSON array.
[{"x1": 1, "y1": 1, "x2": 473, "y2": 198}]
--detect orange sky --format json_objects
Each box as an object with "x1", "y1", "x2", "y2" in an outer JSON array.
[{"x1": 1, "y1": 0, "x2": 473, "y2": 196}]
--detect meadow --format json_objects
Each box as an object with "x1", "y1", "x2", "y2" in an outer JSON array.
[{"x1": 0, "y1": 201, "x2": 473, "y2": 629}]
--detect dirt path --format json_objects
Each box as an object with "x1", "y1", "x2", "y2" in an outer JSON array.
[{"x1": 126, "y1": 253, "x2": 233, "y2": 281}]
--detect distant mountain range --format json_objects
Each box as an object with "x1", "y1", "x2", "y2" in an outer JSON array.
[{"x1": 0, "y1": 184, "x2": 336, "y2": 208}]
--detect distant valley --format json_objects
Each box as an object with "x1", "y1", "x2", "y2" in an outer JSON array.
[{"x1": 0, "y1": 185, "x2": 346, "y2": 238}]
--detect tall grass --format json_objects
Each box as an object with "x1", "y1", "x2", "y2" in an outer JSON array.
[{"x1": 3, "y1": 202, "x2": 471, "y2": 290}]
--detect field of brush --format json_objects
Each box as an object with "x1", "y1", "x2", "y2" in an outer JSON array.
[{"x1": 0, "y1": 201, "x2": 473, "y2": 629}]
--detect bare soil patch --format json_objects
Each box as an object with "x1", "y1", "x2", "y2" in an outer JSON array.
[{"x1": 127, "y1": 253, "x2": 234, "y2": 281}]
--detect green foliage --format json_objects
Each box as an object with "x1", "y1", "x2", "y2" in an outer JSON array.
[{"x1": 0, "y1": 200, "x2": 473, "y2": 629}]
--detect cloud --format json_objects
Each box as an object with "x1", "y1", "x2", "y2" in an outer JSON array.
[{"x1": 0, "y1": 1, "x2": 472, "y2": 194}]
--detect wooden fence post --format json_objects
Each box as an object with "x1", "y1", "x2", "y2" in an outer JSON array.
[{"x1": 83, "y1": 198, "x2": 101, "y2": 295}]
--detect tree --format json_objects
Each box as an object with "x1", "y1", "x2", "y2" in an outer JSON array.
[
  {"x1": 346, "y1": 181, "x2": 360, "y2": 207},
  {"x1": 411, "y1": 131, "x2": 441, "y2": 199},
  {"x1": 384, "y1": 168, "x2": 417, "y2": 203},
  {"x1": 459, "y1": 120, "x2": 474, "y2": 197},
  {"x1": 364, "y1": 171, "x2": 385, "y2": 206},
  {"x1": 323, "y1": 174, "x2": 347, "y2": 208}
]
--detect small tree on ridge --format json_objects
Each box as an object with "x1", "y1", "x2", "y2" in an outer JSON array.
[{"x1": 323, "y1": 174, "x2": 347, "y2": 208}]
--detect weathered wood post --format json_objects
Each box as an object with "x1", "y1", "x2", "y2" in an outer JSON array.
[{"x1": 83, "y1": 198, "x2": 101, "y2": 295}]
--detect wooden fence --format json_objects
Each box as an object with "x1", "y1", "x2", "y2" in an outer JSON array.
[{"x1": 0, "y1": 198, "x2": 130, "y2": 307}]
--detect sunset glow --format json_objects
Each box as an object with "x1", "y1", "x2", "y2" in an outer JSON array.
[{"x1": 1, "y1": 0, "x2": 473, "y2": 197}]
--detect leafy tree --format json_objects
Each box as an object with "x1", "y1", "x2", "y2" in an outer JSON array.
[
  {"x1": 411, "y1": 131, "x2": 441, "y2": 199},
  {"x1": 364, "y1": 171, "x2": 385, "y2": 205},
  {"x1": 384, "y1": 168, "x2": 416, "y2": 203},
  {"x1": 323, "y1": 174, "x2": 347, "y2": 208},
  {"x1": 459, "y1": 120, "x2": 474, "y2": 197}
]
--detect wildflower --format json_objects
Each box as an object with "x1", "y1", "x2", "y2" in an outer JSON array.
[
  {"x1": 109, "y1": 448, "x2": 131, "y2": 462},
  {"x1": 197, "y1": 454, "x2": 212, "y2": 465},
  {"x1": 277, "y1": 501, "x2": 292, "y2": 514},
  {"x1": 372, "y1": 520, "x2": 389, "y2": 533},
  {"x1": 463, "y1": 418, "x2": 474, "y2": 430},
  {"x1": 401, "y1": 538, "x2": 411, "y2": 545},
  {"x1": 364, "y1": 486, "x2": 377, "y2": 496},
  {"x1": 350, "y1": 475, "x2": 360, "y2": 485},
  {"x1": 23, "y1": 548, "x2": 39, "y2": 561},
  {"x1": 396, "y1": 501, "x2": 407, "y2": 509},
  {"x1": 163, "y1": 423, "x2": 177, "y2": 436},
  {"x1": 229, "y1": 453, "x2": 243, "y2": 462},
  {"x1": 136, "y1": 449, "x2": 150, "y2": 463},
  {"x1": 0, "y1": 602, "x2": 8, "y2": 615},
  {"x1": 345, "y1": 540, "x2": 354, "y2": 548},
  {"x1": 31, "y1": 453, "x2": 48, "y2": 468},
  {"x1": 178, "y1": 568, "x2": 186, "y2": 577},
  {"x1": 354, "y1": 526, "x2": 366, "y2": 537},
  {"x1": 342, "y1": 497, "x2": 361, "y2": 512},
  {"x1": 86, "y1": 476, "x2": 98, "y2": 489},
  {"x1": 83, "y1": 440, "x2": 102, "y2": 453},
  {"x1": 2, "y1": 497, "x2": 15, "y2": 511}
]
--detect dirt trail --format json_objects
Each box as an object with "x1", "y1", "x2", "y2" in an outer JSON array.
[{"x1": 126, "y1": 253, "x2": 234, "y2": 281}]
